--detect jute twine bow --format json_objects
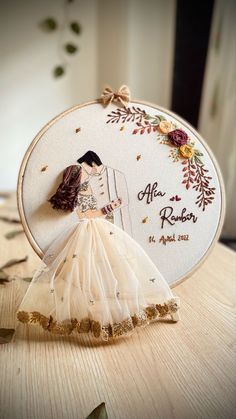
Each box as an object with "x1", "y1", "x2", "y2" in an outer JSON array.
[{"x1": 101, "y1": 85, "x2": 130, "y2": 107}]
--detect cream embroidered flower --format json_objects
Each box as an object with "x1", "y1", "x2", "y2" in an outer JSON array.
[{"x1": 158, "y1": 120, "x2": 172, "y2": 134}]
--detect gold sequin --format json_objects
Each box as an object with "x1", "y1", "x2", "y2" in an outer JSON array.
[
  {"x1": 111, "y1": 317, "x2": 133, "y2": 337},
  {"x1": 77, "y1": 318, "x2": 91, "y2": 333},
  {"x1": 17, "y1": 311, "x2": 29, "y2": 323},
  {"x1": 145, "y1": 305, "x2": 158, "y2": 320},
  {"x1": 91, "y1": 320, "x2": 101, "y2": 338},
  {"x1": 156, "y1": 303, "x2": 169, "y2": 317}
]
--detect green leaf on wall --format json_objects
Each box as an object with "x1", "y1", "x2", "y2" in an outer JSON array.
[
  {"x1": 53, "y1": 66, "x2": 65, "y2": 78},
  {"x1": 65, "y1": 43, "x2": 78, "y2": 54},
  {"x1": 40, "y1": 18, "x2": 58, "y2": 32},
  {"x1": 70, "y1": 22, "x2": 82, "y2": 35}
]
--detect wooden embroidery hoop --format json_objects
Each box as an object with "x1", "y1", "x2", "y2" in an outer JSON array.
[{"x1": 17, "y1": 99, "x2": 226, "y2": 288}]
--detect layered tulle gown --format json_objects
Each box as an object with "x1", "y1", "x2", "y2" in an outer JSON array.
[
  {"x1": 17, "y1": 164, "x2": 180, "y2": 341},
  {"x1": 17, "y1": 217, "x2": 180, "y2": 341}
]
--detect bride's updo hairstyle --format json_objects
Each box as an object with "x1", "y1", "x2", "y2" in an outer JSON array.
[{"x1": 77, "y1": 150, "x2": 102, "y2": 167}]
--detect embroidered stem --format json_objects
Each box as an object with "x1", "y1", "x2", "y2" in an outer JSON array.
[
  {"x1": 132, "y1": 121, "x2": 158, "y2": 135},
  {"x1": 193, "y1": 160, "x2": 216, "y2": 211},
  {"x1": 106, "y1": 106, "x2": 146, "y2": 124},
  {"x1": 182, "y1": 159, "x2": 196, "y2": 190}
]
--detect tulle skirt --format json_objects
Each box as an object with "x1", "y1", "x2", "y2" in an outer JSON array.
[{"x1": 17, "y1": 218, "x2": 180, "y2": 341}]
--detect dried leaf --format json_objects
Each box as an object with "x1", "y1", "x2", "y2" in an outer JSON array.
[
  {"x1": 70, "y1": 21, "x2": 82, "y2": 35},
  {"x1": 75, "y1": 127, "x2": 81, "y2": 133},
  {"x1": 0, "y1": 270, "x2": 9, "y2": 284},
  {"x1": 65, "y1": 43, "x2": 78, "y2": 54},
  {"x1": 86, "y1": 402, "x2": 108, "y2": 419},
  {"x1": 0, "y1": 256, "x2": 28, "y2": 270},
  {"x1": 0, "y1": 216, "x2": 21, "y2": 224},
  {"x1": 40, "y1": 18, "x2": 58, "y2": 32},
  {"x1": 0, "y1": 192, "x2": 11, "y2": 199},
  {"x1": 41, "y1": 165, "x2": 48, "y2": 172},
  {"x1": 120, "y1": 126, "x2": 125, "y2": 131},
  {"x1": 54, "y1": 66, "x2": 65, "y2": 78},
  {"x1": 142, "y1": 217, "x2": 148, "y2": 223},
  {"x1": 0, "y1": 328, "x2": 15, "y2": 344},
  {"x1": 4, "y1": 230, "x2": 24, "y2": 240},
  {"x1": 21, "y1": 277, "x2": 33, "y2": 283},
  {"x1": 136, "y1": 155, "x2": 141, "y2": 161}
]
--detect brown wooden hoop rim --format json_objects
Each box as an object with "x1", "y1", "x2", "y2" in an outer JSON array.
[{"x1": 17, "y1": 99, "x2": 226, "y2": 288}]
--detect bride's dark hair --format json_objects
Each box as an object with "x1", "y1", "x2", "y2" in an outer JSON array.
[{"x1": 77, "y1": 150, "x2": 102, "y2": 167}]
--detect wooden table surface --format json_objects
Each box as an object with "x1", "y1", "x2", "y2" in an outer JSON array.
[{"x1": 0, "y1": 194, "x2": 235, "y2": 419}]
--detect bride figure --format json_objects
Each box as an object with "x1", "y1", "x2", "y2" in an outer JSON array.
[{"x1": 17, "y1": 150, "x2": 180, "y2": 341}]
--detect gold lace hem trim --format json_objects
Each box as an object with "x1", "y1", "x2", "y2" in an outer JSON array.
[{"x1": 17, "y1": 298, "x2": 179, "y2": 341}]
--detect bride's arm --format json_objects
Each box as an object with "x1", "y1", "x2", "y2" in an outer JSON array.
[{"x1": 76, "y1": 198, "x2": 122, "y2": 219}]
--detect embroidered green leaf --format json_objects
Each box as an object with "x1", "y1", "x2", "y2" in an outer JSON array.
[
  {"x1": 65, "y1": 43, "x2": 78, "y2": 54},
  {"x1": 54, "y1": 66, "x2": 65, "y2": 78},
  {"x1": 0, "y1": 328, "x2": 15, "y2": 344},
  {"x1": 194, "y1": 149, "x2": 204, "y2": 156},
  {"x1": 144, "y1": 114, "x2": 152, "y2": 120},
  {"x1": 40, "y1": 18, "x2": 58, "y2": 32},
  {"x1": 0, "y1": 256, "x2": 28, "y2": 270},
  {"x1": 195, "y1": 156, "x2": 203, "y2": 165},
  {"x1": 70, "y1": 21, "x2": 82, "y2": 35},
  {"x1": 157, "y1": 115, "x2": 166, "y2": 121},
  {"x1": 187, "y1": 140, "x2": 195, "y2": 147},
  {"x1": 152, "y1": 118, "x2": 161, "y2": 125},
  {"x1": 4, "y1": 230, "x2": 24, "y2": 240},
  {"x1": 86, "y1": 402, "x2": 108, "y2": 419}
]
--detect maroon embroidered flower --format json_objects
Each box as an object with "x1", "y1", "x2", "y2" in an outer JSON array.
[{"x1": 168, "y1": 129, "x2": 188, "y2": 147}]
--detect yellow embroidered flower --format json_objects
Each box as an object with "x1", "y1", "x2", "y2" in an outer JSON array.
[
  {"x1": 179, "y1": 144, "x2": 194, "y2": 159},
  {"x1": 158, "y1": 120, "x2": 172, "y2": 134}
]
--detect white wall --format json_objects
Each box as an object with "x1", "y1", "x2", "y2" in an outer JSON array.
[
  {"x1": 0, "y1": 0, "x2": 176, "y2": 191},
  {"x1": 199, "y1": 0, "x2": 236, "y2": 237},
  {"x1": 0, "y1": 0, "x2": 98, "y2": 190}
]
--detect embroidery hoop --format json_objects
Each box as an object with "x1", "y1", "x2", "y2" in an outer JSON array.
[{"x1": 17, "y1": 99, "x2": 225, "y2": 288}]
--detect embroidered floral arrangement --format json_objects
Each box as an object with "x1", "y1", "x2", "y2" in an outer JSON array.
[{"x1": 106, "y1": 107, "x2": 215, "y2": 211}]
